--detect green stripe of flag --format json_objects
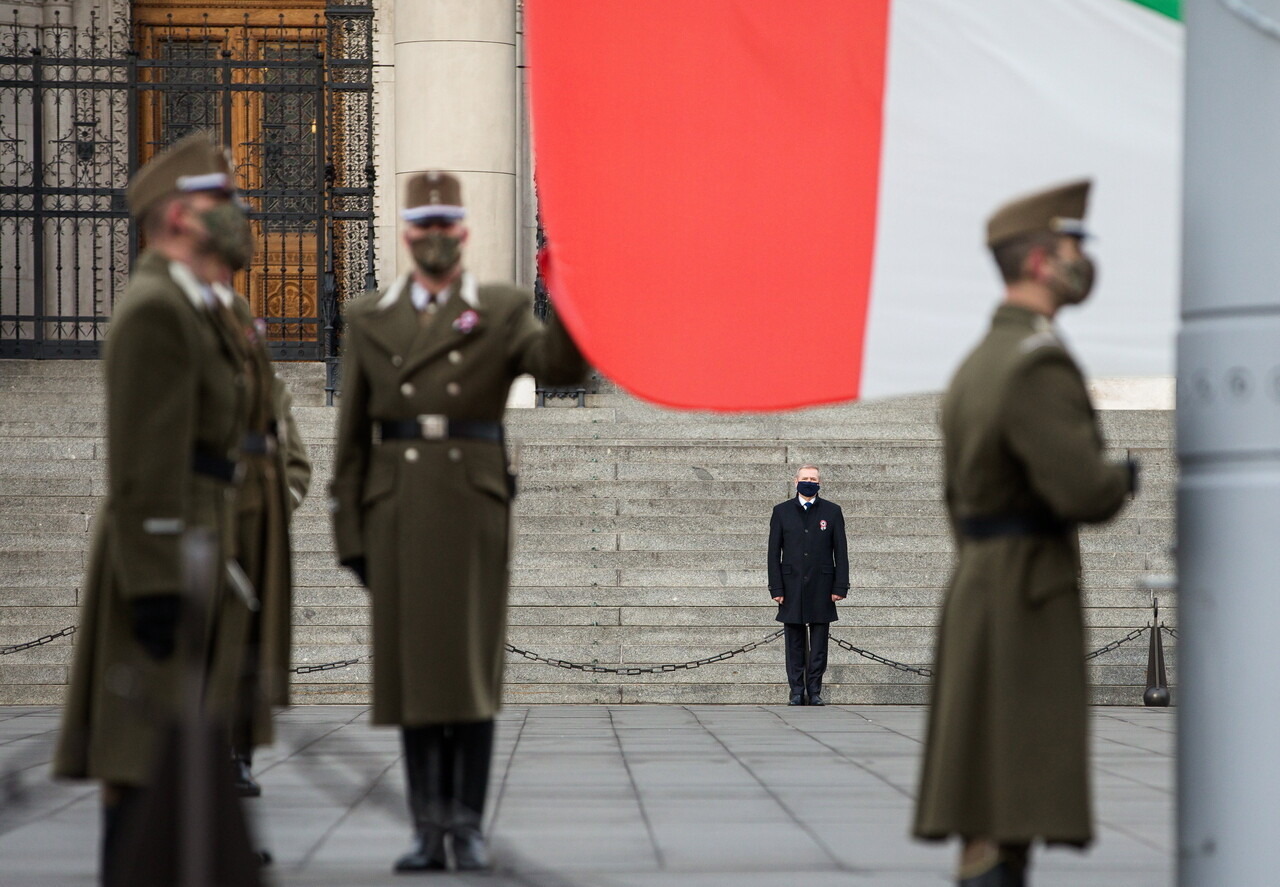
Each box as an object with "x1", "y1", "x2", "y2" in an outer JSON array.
[{"x1": 1128, "y1": 0, "x2": 1181, "y2": 21}]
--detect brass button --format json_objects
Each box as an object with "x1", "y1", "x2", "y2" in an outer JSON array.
[
  {"x1": 391, "y1": 355, "x2": 403, "y2": 368},
  {"x1": 446, "y1": 382, "x2": 461, "y2": 397},
  {"x1": 448, "y1": 350, "x2": 462, "y2": 365},
  {"x1": 405, "y1": 447, "x2": 420, "y2": 463},
  {"x1": 400, "y1": 382, "x2": 415, "y2": 397},
  {"x1": 448, "y1": 448, "x2": 462, "y2": 462}
]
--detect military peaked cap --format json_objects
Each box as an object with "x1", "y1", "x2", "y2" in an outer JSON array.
[
  {"x1": 986, "y1": 179, "x2": 1091, "y2": 248},
  {"x1": 127, "y1": 131, "x2": 235, "y2": 221},
  {"x1": 402, "y1": 171, "x2": 466, "y2": 224}
]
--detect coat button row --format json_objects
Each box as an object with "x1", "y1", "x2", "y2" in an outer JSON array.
[{"x1": 449, "y1": 350, "x2": 462, "y2": 365}]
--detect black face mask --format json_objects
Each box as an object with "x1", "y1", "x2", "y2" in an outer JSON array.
[{"x1": 796, "y1": 481, "x2": 820, "y2": 498}]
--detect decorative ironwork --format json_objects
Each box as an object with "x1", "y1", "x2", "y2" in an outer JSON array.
[
  {"x1": 533, "y1": 209, "x2": 595, "y2": 406},
  {"x1": 0, "y1": 3, "x2": 376, "y2": 372}
]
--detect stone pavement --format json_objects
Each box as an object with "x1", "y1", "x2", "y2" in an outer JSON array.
[{"x1": 0, "y1": 704, "x2": 1173, "y2": 886}]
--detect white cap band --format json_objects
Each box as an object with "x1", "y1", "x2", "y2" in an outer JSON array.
[
  {"x1": 176, "y1": 172, "x2": 231, "y2": 193},
  {"x1": 1051, "y1": 217, "x2": 1088, "y2": 237},
  {"x1": 402, "y1": 204, "x2": 465, "y2": 223}
]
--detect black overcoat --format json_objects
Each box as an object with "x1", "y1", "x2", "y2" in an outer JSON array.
[{"x1": 767, "y1": 497, "x2": 850, "y2": 624}]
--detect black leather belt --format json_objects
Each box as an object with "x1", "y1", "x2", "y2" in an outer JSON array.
[
  {"x1": 241, "y1": 431, "x2": 277, "y2": 456},
  {"x1": 377, "y1": 417, "x2": 503, "y2": 443},
  {"x1": 957, "y1": 513, "x2": 1070, "y2": 539},
  {"x1": 191, "y1": 446, "x2": 238, "y2": 484}
]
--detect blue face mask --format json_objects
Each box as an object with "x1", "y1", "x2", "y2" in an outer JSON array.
[{"x1": 797, "y1": 481, "x2": 820, "y2": 498}]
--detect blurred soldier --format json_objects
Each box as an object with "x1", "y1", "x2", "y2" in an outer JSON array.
[
  {"x1": 212, "y1": 279, "x2": 313, "y2": 797},
  {"x1": 330, "y1": 171, "x2": 586, "y2": 872},
  {"x1": 913, "y1": 180, "x2": 1138, "y2": 887},
  {"x1": 52, "y1": 132, "x2": 258, "y2": 882},
  {"x1": 768, "y1": 464, "x2": 849, "y2": 705}
]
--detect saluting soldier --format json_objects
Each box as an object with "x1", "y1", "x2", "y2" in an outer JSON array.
[
  {"x1": 913, "y1": 180, "x2": 1138, "y2": 887},
  {"x1": 52, "y1": 133, "x2": 260, "y2": 882},
  {"x1": 330, "y1": 171, "x2": 586, "y2": 872},
  {"x1": 213, "y1": 281, "x2": 313, "y2": 797}
]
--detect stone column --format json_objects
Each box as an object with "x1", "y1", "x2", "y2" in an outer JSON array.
[{"x1": 393, "y1": 0, "x2": 517, "y2": 283}]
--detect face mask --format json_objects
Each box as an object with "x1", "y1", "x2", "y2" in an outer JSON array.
[
  {"x1": 411, "y1": 232, "x2": 463, "y2": 277},
  {"x1": 199, "y1": 203, "x2": 254, "y2": 271},
  {"x1": 1049, "y1": 255, "x2": 1095, "y2": 305},
  {"x1": 797, "y1": 481, "x2": 820, "y2": 498}
]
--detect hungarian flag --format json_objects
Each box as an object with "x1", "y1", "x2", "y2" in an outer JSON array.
[{"x1": 527, "y1": 0, "x2": 1182, "y2": 410}]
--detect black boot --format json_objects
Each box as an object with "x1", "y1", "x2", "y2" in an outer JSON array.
[
  {"x1": 394, "y1": 726, "x2": 448, "y2": 872},
  {"x1": 958, "y1": 860, "x2": 1026, "y2": 886},
  {"x1": 233, "y1": 751, "x2": 262, "y2": 798},
  {"x1": 101, "y1": 786, "x2": 139, "y2": 887},
  {"x1": 450, "y1": 720, "x2": 494, "y2": 871}
]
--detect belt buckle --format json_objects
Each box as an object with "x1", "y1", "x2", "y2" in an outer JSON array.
[{"x1": 417, "y1": 414, "x2": 447, "y2": 440}]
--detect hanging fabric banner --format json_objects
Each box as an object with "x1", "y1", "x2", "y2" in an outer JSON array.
[{"x1": 527, "y1": 0, "x2": 1182, "y2": 410}]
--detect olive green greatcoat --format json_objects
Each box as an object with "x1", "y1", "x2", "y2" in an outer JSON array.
[
  {"x1": 54, "y1": 251, "x2": 254, "y2": 787},
  {"x1": 330, "y1": 272, "x2": 585, "y2": 726},
  {"x1": 227, "y1": 293, "x2": 312, "y2": 747},
  {"x1": 913, "y1": 305, "x2": 1132, "y2": 847}
]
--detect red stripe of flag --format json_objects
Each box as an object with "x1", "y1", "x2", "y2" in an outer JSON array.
[{"x1": 528, "y1": 1, "x2": 891, "y2": 410}]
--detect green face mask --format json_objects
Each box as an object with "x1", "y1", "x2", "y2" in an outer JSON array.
[
  {"x1": 410, "y1": 232, "x2": 463, "y2": 277},
  {"x1": 200, "y1": 203, "x2": 255, "y2": 271},
  {"x1": 1047, "y1": 255, "x2": 1096, "y2": 306}
]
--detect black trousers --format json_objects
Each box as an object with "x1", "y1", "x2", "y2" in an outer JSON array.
[{"x1": 784, "y1": 622, "x2": 830, "y2": 697}]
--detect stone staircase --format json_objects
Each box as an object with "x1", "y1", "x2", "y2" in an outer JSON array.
[{"x1": 0, "y1": 360, "x2": 1176, "y2": 706}]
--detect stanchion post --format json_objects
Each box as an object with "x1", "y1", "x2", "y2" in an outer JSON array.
[{"x1": 1144, "y1": 598, "x2": 1171, "y2": 707}]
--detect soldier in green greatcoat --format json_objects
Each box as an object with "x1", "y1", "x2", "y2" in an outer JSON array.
[
  {"x1": 330, "y1": 172, "x2": 586, "y2": 872},
  {"x1": 213, "y1": 282, "x2": 312, "y2": 797},
  {"x1": 912, "y1": 180, "x2": 1139, "y2": 887},
  {"x1": 52, "y1": 133, "x2": 260, "y2": 881}
]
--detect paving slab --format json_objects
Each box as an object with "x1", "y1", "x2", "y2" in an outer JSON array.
[{"x1": 0, "y1": 704, "x2": 1173, "y2": 886}]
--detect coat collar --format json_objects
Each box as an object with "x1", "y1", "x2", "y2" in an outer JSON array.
[
  {"x1": 159, "y1": 255, "x2": 245, "y2": 361},
  {"x1": 376, "y1": 271, "x2": 480, "y2": 311},
  {"x1": 363, "y1": 271, "x2": 487, "y2": 376},
  {"x1": 993, "y1": 303, "x2": 1053, "y2": 334}
]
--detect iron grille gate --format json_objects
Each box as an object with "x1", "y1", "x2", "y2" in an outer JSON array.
[{"x1": 0, "y1": 3, "x2": 375, "y2": 395}]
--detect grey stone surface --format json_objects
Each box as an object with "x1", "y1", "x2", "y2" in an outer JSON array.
[
  {"x1": 0, "y1": 361, "x2": 1178, "y2": 705},
  {"x1": 0, "y1": 704, "x2": 1174, "y2": 886}
]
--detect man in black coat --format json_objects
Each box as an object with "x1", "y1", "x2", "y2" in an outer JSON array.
[{"x1": 768, "y1": 464, "x2": 850, "y2": 705}]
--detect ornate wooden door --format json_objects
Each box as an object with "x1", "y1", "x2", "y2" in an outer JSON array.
[{"x1": 133, "y1": 0, "x2": 327, "y2": 358}]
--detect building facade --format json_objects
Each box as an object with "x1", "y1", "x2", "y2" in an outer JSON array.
[{"x1": 0, "y1": 0, "x2": 536, "y2": 370}]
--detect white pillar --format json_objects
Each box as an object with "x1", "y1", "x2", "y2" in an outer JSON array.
[
  {"x1": 393, "y1": 0, "x2": 517, "y2": 283},
  {"x1": 1178, "y1": 3, "x2": 1280, "y2": 883}
]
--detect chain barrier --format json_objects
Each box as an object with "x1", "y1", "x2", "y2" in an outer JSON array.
[
  {"x1": 1084, "y1": 626, "x2": 1149, "y2": 661},
  {"x1": 828, "y1": 634, "x2": 933, "y2": 678},
  {"x1": 0, "y1": 622, "x2": 1170, "y2": 678},
  {"x1": 503, "y1": 628, "x2": 785, "y2": 675},
  {"x1": 291, "y1": 655, "x2": 371, "y2": 675},
  {"x1": 0, "y1": 625, "x2": 77, "y2": 655}
]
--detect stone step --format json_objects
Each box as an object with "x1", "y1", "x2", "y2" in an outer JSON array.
[
  {"x1": 0, "y1": 359, "x2": 1178, "y2": 705},
  {"x1": 283, "y1": 529, "x2": 1162, "y2": 557},
  {"x1": 277, "y1": 584, "x2": 1174, "y2": 610},
  {"x1": 286, "y1": 602, "x2": 1164, "y2": 631}
]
